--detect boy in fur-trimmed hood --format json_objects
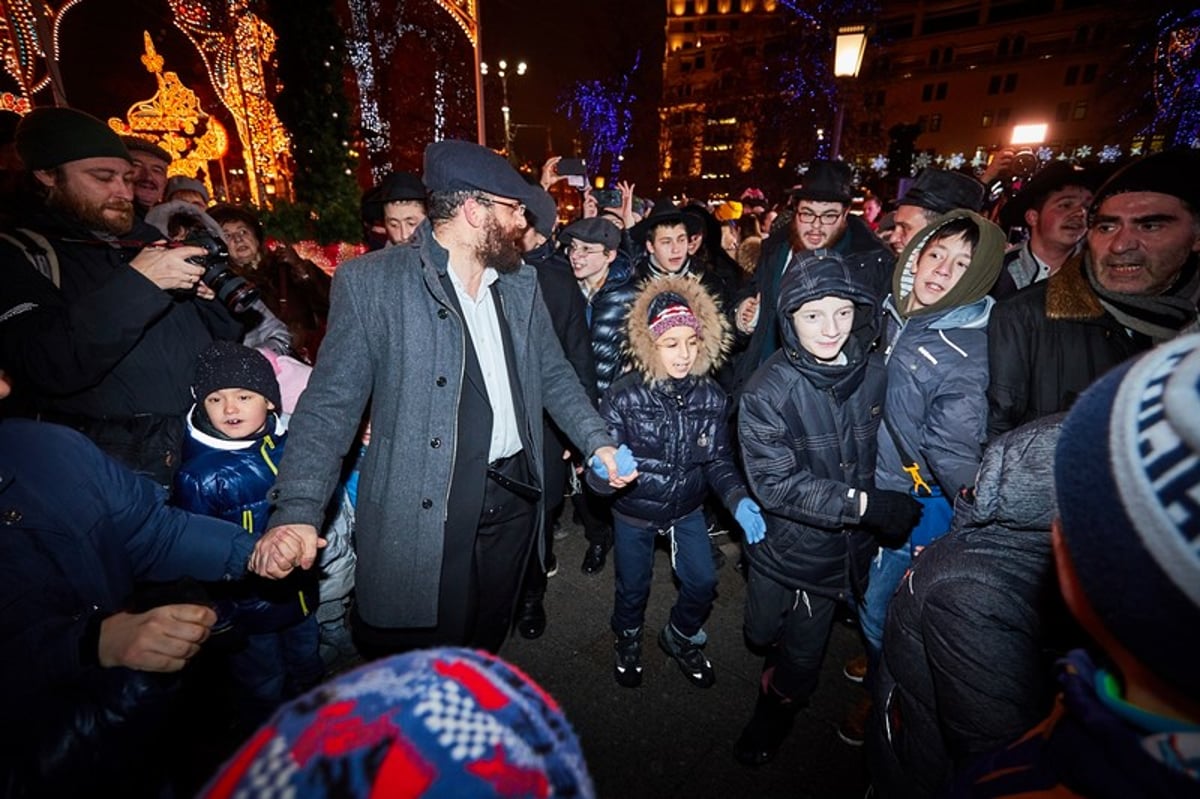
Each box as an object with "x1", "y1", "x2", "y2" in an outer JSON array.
[{"x1": 587, "y1": 275, "x2": 764, "y2": 690}]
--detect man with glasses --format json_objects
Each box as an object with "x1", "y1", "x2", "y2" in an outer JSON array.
[
  {"x1": 252, "y1": 140, "x2": 632, "y2": 657},
  {"x1": 732, "y1": 160, "x2": 891, "y2": 389}
]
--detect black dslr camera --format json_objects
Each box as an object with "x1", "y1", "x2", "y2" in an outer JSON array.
[{"x1": 180, "y1": 231, "x2": 259, "y2": 314}]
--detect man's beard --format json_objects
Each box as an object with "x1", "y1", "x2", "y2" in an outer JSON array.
[
  {"x1": 478, "y1": 215, "x2": 525, "y2": 273},
  {"x1": 48, "y1": 183, "x2": 134, "y2": 236}
]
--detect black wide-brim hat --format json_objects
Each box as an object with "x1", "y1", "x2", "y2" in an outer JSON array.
[{"x1": 630, "y1": 197, "x2": 704, "y2": 247}]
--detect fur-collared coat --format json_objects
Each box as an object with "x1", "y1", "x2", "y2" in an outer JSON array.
[
  {"x1": 986, "y1": 254, "x2": 1151, "y2": 439},
  {"x1": 589, "y1": 275, "x2": 748, "y2": 524}
]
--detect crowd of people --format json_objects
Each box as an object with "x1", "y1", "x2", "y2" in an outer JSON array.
[{"x1": 0, "y1": 103, "x2": 1198, "y2": 798}]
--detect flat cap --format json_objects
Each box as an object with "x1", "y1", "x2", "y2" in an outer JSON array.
[
  {"x1": 560, "y1": 217, "x2": 621, "y2": 250},
  {"x1": 899, "y1": 168, "x2": 985, "y2": 214},
  {"x1": 165, "y1": 175, "x2": 210, "y2": 204},
  {"x1": 526, "y1": 186, "x2": 559, "y2": 238},
  {"x1": 121, "y1": 135, "x2": 172, "y2": 164},
  {"x1": 423, "y1": 139, "x2": 540, "y2": 207},
  {"x1": 15, "y1": 107, "x2": 130, "y2": 170}
]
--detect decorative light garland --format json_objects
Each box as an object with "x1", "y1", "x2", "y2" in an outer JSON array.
[{"x1": 106, "y1": 31, "x2": 229, "y2": 201}]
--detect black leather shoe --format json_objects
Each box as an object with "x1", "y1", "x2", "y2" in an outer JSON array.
[
  {"x1": 581, "y1": 542, "x2": 609, "y2": 575},
  {"x1": 516, "y1": 599, "x2": 546, "y2": 639}
]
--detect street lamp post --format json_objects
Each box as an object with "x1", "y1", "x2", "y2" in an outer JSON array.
[
  {"x1": 831, "y1": 25, "x2": 868, "y2": 161},
  {"x1": 480, "y1": 59, "x2": 527, "y2": 160}
]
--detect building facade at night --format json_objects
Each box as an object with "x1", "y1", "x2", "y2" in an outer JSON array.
[{"x1": 658, "y1": 0, "x2": 1168, "y2": 199}]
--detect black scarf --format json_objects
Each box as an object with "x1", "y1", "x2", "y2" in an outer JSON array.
[{"x1": 1087, "y1": 257, "x2": 1200, "y2": 343}]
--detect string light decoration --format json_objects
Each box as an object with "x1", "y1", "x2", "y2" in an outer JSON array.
[
  {"x1": 560, "y1": 51, "x2": 641, "y2": 180},
  {"x1": 0, "y1": 0, "x2": 84, "y2": 106},
  {"x1": 168, "y1": 0, "x2": 293, "y2": 206},
  {"x1": 107, "y1": 32, "x2": 228, "y2": 200},
  {"x1": 1152, "y1": 9, "x2": 1200, "y2": 147},
  {"x1": 342, "y1": 1, "x2": 478, "y2": 177}
]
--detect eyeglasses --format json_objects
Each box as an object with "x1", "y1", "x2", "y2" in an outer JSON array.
[
  {"x1": 567, "y1": 243, "x2": 606, "y2": 257},
  {"x1": 796, "y1": 209, "x2": 845, "y2": 226},
  {"x1": 475, "y1": 195, "x2": 526, "y2": 216}
]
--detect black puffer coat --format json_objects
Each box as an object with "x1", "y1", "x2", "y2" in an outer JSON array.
[
  {"x1": 867, "y1": 415, "x2": 1084, "y2": 799},
  {"x1": 590, "y1": 275, "x2": 747, "y2": 524},
  {"x1": 738, "y1": 254, "x2": 886, "y2": 599},
  {"x1": 586, "y1": 252, "x2": 639, "y2": 392}
]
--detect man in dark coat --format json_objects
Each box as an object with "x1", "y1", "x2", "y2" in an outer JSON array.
[
  {"x1": 987, "y1": 148, "x2": 1200, "y2": 438},
  {"x1": 516, "y1": 186, "x2": 598, "y2": 637},
  {"x1": 252, "y1": 141, "x2": 631, "y2": 656},
  {"x1": 0, "y1": 107, "x2": 243, "y2": 486}
]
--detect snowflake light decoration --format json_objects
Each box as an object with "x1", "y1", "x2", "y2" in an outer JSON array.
[
  {"x1": 1099, "y1": 145, "x2": 1122, "y2": 163},
  {"x1": 870, "y1": 154, "x2": 888, "y2": 172},
  {"x1": 913, "y1": 152, "x2": 932, "y2": 171},
  {"x1": 1037, "y1": 146, "x2": 1054, "y2": 162},
  {"x1": 1075, "y1": 145, "x2": 1093, "y2": 159},
  {"x1": 945, "y1": 152, "x2": 966, "y2": 170}
]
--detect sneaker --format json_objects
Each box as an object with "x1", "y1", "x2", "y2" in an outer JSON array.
[
  {"x1": 658, "y1": 624, "x2": 716, "y2": 688},
  {"x1": 613, "y1": 628, "x2": 643, "y2": 688},
  {"x1": 545, "y1": 554, "x2": 559, "y2": 578},
  {"x1": 843, "y1": 654, "x2": 867, "y2": 684},
  {"x1": 837, "y1": 696, "x2": 871, "y2": 747}
]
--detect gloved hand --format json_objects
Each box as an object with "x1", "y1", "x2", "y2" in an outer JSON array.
[
  {"x1": 735, "y1": 498, "x2": 766, "y2": 545},
  {"x1": 860, "y1": 490, "x2": 924, "y2": 536},
  {"x1": 590, "y1": 444, "x2": 637, "y2": 480}
]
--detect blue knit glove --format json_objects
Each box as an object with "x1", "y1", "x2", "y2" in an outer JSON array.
[
  {"x1": 590, "y1": 444, "x2": 637, "y2": 480},
  {"x1": 735, "y1": 498, "x2": 766, "y2": 544}
]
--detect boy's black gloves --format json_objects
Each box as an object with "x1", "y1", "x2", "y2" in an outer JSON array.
[{"x1": 861, "y1": 490, "x2": 924, "y2": 537}]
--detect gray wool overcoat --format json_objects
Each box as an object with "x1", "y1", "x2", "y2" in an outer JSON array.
[{"x1": 267, "y1": 223, "x2": 614, "y2": 628}]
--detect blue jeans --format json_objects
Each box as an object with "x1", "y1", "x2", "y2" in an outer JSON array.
[
  {"x1": 859, "y1": 544, "x2": 913, "y2": 659},
  {"x1": 610, "y1": 508, "x2": 716, "y2": 639}
]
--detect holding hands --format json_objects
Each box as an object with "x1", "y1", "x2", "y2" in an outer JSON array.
[{"x1": 590, "y1": 444, "x2": 639, "y2": 488}]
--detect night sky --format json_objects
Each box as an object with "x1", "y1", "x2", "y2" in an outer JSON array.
[{"x1": 43, "y1": 0, "x2": 666, "y2": 182}]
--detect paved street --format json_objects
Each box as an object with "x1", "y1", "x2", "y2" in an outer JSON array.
[{"x1": 500, "y1": 520, "x2": 872, "y2": 799}]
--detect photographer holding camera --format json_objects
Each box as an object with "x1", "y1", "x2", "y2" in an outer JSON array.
[{"x1": 0, "y1": 107, "x2": 243, "y2": 487}]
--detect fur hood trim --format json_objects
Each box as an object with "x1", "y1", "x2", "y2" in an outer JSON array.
[
  {"x1": 1044, "y1": 253, "x2": 1105, "y2": 321},
  {"x1": 625, "y1": 274, "x2": 731, "y2": 382}
]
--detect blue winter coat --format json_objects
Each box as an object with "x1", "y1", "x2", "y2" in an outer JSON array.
[
  {"x1": 175, "y1": 413, "x2": 313, "y2": 632},
  {"x1": 594, "y1": 372, "x2": 748, "y2": 525},
  {"x1": 0, "y1": 418, "x2": 251, "y2": 794}
]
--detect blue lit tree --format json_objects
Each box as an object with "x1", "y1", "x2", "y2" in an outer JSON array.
[
  {"x1": 1151, "y1": 8, "x2": 1200, "y2": 147},
  {"x1": 559, "y1": 51, "x2": 640, "y2": 180},
  {"x1": 771, "y1": 0, "x2": 880, "y2": 164}
]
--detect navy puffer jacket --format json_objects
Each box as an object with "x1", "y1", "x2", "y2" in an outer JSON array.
[
  {"x1": 586, "y1": 253, "x2": 639, "y2": 392},
  {"x1": 590, "y1": 275, "x2": 747, "y2": 524},
  {"x1": 738, "y1": 254, "x2": 886, "y2": 599}
]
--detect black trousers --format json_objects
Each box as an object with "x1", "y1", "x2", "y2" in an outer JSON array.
[
  {"x1": 352, "y1": 453, "x2": 537, "y2": 657},
  {"x1": 522, "y1": 424, "x2": 570, "y2": 603}
]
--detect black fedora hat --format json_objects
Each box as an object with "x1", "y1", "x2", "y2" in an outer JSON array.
[
  {"x1": 790, "y1": 160, "x2": 854, "y2": 204},
  {"x1": 631, "y1": 197, "x2": 703, "y2": 246}
]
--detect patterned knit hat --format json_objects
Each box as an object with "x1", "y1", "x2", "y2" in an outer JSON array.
[
  {"x1": 1055, "y1": 333, "x2": 1200, "y2": 701},
  {"x1": 193, "y1": 340, "x2": 282, "y2": 410},
  {"x1": 201, "y1": 648, "x2": 595, "y2": 798},
  {"x1": 647, "y1": 291, "x2": 701, "y2": 340}
]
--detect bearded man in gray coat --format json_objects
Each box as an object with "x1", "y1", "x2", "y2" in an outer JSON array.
[{"x1": 251, "y1": 141, "x2": 634, "y2": 655}]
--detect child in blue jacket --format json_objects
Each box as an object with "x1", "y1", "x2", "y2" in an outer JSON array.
[
  {"x1": 174, "y1": 341, "x2": 323, "y2": 726},
  {"x1": 588, "y1": 275, "x2": 765, "y2": 689}
]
